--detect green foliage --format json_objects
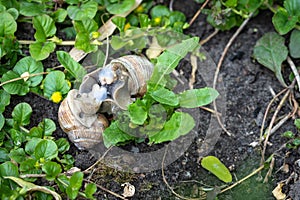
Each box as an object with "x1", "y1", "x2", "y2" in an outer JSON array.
[
  {"x1": 289, "y1": 29, "x2": 300, "y2": 58},
  {"x1": 253, "y1": 32, "x2": 288, "y2": 86},
  {"x1": 201, "y1": 156, "x2": 232, "y2": 183},
  {"x1": 272, "y1": 0, "x2": 300, "y2": 35}
]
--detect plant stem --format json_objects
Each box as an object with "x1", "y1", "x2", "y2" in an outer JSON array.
[
  {"x1": 0, "y1": 72, "x2": 48, "y2": 87},
  {"x1": 220, "y1": 165, "x2": 265, "y2": 194},
  {"x1": 18, "y1": 40, "x2": 76, "y2": 45}
]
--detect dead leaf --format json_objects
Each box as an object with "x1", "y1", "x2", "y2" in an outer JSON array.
[
  {"x1": 272, "y1": 183, "x2": 286, "y2": 200},
  {"x1": 146, "y1": 37, "x2": 164, "y2": 59},
  {"x1": 122, "y1": 182, "x2": 135, "y2": 197}
]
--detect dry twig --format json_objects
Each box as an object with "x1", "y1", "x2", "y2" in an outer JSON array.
[
  {"x1": 212, "y1": 12, "x2": 255, "y2": 136},
  {"x1": 189, "y1": 0, "x2": 210, "y2": 26},
  {"x1": 287, "y1": 56, "x2": 300, "y2": 92},
  {"x1": 200, "y1": 29, "x2": 219, "y2": 45}
]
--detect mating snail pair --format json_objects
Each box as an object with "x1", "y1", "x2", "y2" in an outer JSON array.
[{"x1": 58, "y1": 55, "x2": 154, "y2": 149}]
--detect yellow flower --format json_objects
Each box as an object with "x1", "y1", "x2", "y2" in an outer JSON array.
[
  {"x1": 135, "y1": 5, "x2": 144, "y2": 13},
  {"x1": 66, "y1": 80, "x2": 71, "y2": 88},
  {"x1": 124, "y1": 23, "x2": 131, "y2": 31},
  {"x1": 91, "y1": 31, "x2": 100, "y2": 39},
  {"x1": 51, "y1": 91, "x2": 63, "y2": 103},
  {"x1": 153, "y1": 17, "x2": 161, "y2": 25}
]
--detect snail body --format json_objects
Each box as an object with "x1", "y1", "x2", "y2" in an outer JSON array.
[{"x1": 58, "y1": 55, "x2": 154, "y2": 149}]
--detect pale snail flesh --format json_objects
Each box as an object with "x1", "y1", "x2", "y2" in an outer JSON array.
[{"x1": 58, "y1": 55, "x2": 154, "y2": 149}]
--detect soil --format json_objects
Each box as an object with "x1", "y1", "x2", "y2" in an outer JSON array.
[{"x1": 6, "y1": 0, "x2": 300, "y2": 199}]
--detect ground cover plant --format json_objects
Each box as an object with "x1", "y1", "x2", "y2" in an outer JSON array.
[{"x1": 1, "y1": 0, "x2": 300, "y2": 199}]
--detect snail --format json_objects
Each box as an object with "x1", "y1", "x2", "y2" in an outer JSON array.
[{"x1": 58, "y1": 55, "x2": 154, "y2": 149}]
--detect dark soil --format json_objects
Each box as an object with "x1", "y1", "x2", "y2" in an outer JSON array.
[{"x1": 7, "y1": 0, "x2": 300, "y2": 199}]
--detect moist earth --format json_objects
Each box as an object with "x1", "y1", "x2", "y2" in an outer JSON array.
[{"x1": 6, "y1": 0, "x2": 300, "y2": 199}]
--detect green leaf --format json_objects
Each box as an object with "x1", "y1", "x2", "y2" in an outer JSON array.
[
  {"x1": 169, "y1": 11, "x2": 186, "y2": 26},
  {"x1": 103, "y1": 121, "x2": 136, "y2": 148},
  {"x1": 29, "y1": 41, "x2": 56, "y2": 61},
  {"x1": 292, "y1": 138, "x2": 300, "y2": 146},
  {"x1": 25, "y1": 138, "x2": 43, "y2": 155},
  {"x1": 289, "y1": 29, "x2": 300, "y2": 58},
  {"x1": 0, "y1": 148, "x2": 10, "y2": 162},
  {"x1": 112, "y1": 16, "x2": 126, "y2": 31},
  {"x1": 128, "y1": 100, "x2": 147, "y2": 125},
  {"x1": 56, "y1": 51, "x2": 87, "y2": 82},
  {"x1": 43, "y1": 71, "x2": 70, "y2": 98},
  {"x1": 284, "y1": 0, "x2": 300, "y2": 17},
  {"x1": 0, "y1": 11, "x2": 17, "y2": 36},
  {"x1": 19, "y1": 1, "x2": 45, "y2": 16},
  {"x1": 10, "y1": 129, "x2": 26, "y2": 146},
  {"x1": 149, "y1": 87, "x2": 179, "y2": 106},
  {"x1": 85, "y1": 183, "x2": 97, "y2": 199},
  {"x1": 149, "y1": 37, "x2": 199, "y2": 87},
  {"x1": 38, "y1": 118, "x2": 56, "y2": 136},
  {"x1": 0, "y1": 161, "x2": 19, "y2": 177},
  {"x1": 4, "y1": 176, "x2": 62, "y2": 200},
  {"x1": 34, "y1": 139, "x2": 58, "y2": 161},
  {"x1": 12, "y1": 102, "x2": 32, "y2": 126},
  {"x1": 201, "y1": 156, "x2": 232, "y2": 183},
  {"x1": 51, "y1": 8, "x2": 68, "y2": 22},
  {"x1": 67, "y1": 1, "x2": 98, "y2": 20},
  {"x1": 294, "y1": 118, "x2": 300, "y2": 129},
  {"x1": 9, "y1": 148, "x2": 26, "y2": 163},
  {"x1": 282, "y1": 131, "x2": 294, "y2": 138},
  {"x1": 29, "y1": 127, "x2": 43, "y2": 138},
  {"x1": 66, "y1": 171, "x2": 83, "y2": 199},
  {"x1": 272, "y1": 8, "x2": 298, "y2": 35},
  {"x1": 7, "y1": 8, "x2": 19, "y2": 20},
  {"x1": 13, "y1": 56, "x2": 44, "y2": 86},
  {"x1": 1, "y1": 70, "x2": 30, "y2": 95},
  {"x1": 179, "y1": 87, "x2": 219, "y2": 108},
  {"x1": 253, "y1": 32, "x2": 288, "y2": 86},
  {"x1": 138, "y1": 14, "x2": 150, "y2": 28},
  {"x1": 106, "y1": 0, "x2": 135, "y2": 15},
  {"x1": 0, "y1": 89, "x2": 10, "y2": 113},
  {"x1": 225, "y1": 0, "x2": 237, "y2": 7},
  {"x1": 0, "y1": 113, "x2": 4, "y2": 130},
  {"x1": 42, "y1": 161, "x2": 62, "y2": 181},
  {"x1": 149, "y1": 112, "x2": 195, "y2": 144},
  {"x1": 74, "y1": 19, "x2": 98, "y2": 33},
  {"x1": 33, "y1": 14, "x2": 56, "y2": 41},
  {"x1": 75, "y1": 32, "x2": 98, "y2": 53},
  {"x1": 55, "y1": 138, "x2": 70, "y2": 154},
  {"x1": 150, "y1": 5, "x2": 170, "y2": 18}
]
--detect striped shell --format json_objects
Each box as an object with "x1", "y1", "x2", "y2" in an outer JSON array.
[
  {"x1": 58, "y1": 55, "x2": 153, "y2": 149},
  {"x1": 58, "y1": 90, "x2": 108, "y2": 149}
]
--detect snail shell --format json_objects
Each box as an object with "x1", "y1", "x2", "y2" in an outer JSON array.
[
  {"x1": 58, "y1": 55, "x2": 153, "y2": 149},
  {"x1": 58, "y1": 90, "x2": 108, "y2": 149}
]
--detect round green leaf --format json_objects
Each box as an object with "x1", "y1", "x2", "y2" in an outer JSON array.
[
  {"x1": 55, "y1": 138, "x2": 70, "y2": 154},
  {"x1": 0, "y1": 89, "x2": 11, "y2": 113},
  {"x1": 29, "y1": 127, "x2": 43, "y2": 138},
  {"x1": 169, "y1": 11, "x2": 186, "y2": 25},
  {"x1": 10, "y1": 129, "x2": 26, "y2": 146},
  {"x1": 20, "y1": 1, "x2": 45, "y2": 16},
  {"x1": 272, "y1": 8, "x2": 298, "y2": 35},
  {"x1": 0, "y1": 11, "x2": 17, "y2": 36},
  {"x1": 284, "y1": 0, "x2": 300, "y2": 17},
  {"x1": 13, "y1": 56, "x2": 44, "y2": 86},
  {"x1": 1, "y1": 70, "x2": 30, "y2": 95},
  {"x1": 51, "y1": 8, "x2": 67, "y2": 22},
  {"x1": 33, "y1": 14, "x2": 56, "y2": 41},
  {"x1": 149, "y1": 87, "x2": 179, "y2": 106},
  {"x1": 43, "y1": 71, "x2": 70, "y2": 98},
  {"x1": 9, "y1": 148, "x2": 26, "y2": 163},
  {"x1": 34, "y1": 139, "x2": 58, "y2": 161},
  {"x1": 106, "y1": 0, "x2": 135, "y2": 15},
  {"x1": 7, "y1": 8, "x2": 19, "y2": 20},
  {"x1": 38, "y1": 118, "x2": 56, "y2": 136},
  {"x1": 149, "y1": 112, "x2": 195, "y2": 143},
  {"x1": 150, "y1": 5, "x2": 170, "y2": 18},
  {"x1": 85, "y1": 183, "x2": 97, "y2": 199},
  {"x1": 12, "y1": 102, "x2": 32, "y2": 126},
  {"x1": 0, "y1": 161, "x2": 19, "y2": 177},
  {"x1": 66, "y1": 171, "x2": 83, "y2": 199},
  {"x1": 25, "y1": 138, "x2": 42, "y2": 155},
  {"x1": 42, "y1": 161, "x2": 62, "y2": 181},
  {"x1": 67, "y1": 1, "x2": 98, "y2": 20},
  {"x1": 128, "y1": 101, "x2": 147, "y2": 125},
  {"x1": 0, "y1": 148, "x2": 10, "y2": 162},
  {"x1": 201, "y1": 156, "x2": 232, "y2": 183},
  {"x1": 289, "y1": 29, "x2": 300, "y2": 58},
  {"x1": 29, "y1": 41, "x2": 56, "y2": 61}
]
